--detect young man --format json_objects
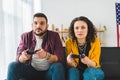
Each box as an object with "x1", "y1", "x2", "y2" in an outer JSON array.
[{"x1": 7, "y1": 13, "x2": 65, "y2": 80}]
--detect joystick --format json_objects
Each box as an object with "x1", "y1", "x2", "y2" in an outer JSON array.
[
  {"x1": 26, "y1": 50, "x2": 39, "y2": 55},
  {"x1": 71, "y1": 54, "x2": 85, "y2": 59}
]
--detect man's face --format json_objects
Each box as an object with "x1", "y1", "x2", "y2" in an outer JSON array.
[{"x1": 32, "y1": 17, "x2": 48, "y2": 36}]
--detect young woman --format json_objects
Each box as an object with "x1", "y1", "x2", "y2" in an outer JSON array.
[{"x1": 65, "y1": 16, "x2": 104, "y2": 80}]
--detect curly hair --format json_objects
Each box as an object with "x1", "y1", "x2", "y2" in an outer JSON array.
[{"x1": 69, "y1": 16, "x2": 97, "y2": 43}]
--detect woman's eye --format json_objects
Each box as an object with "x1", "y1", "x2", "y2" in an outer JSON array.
[
  {"x1": 81, "y1": 26, "x2": 86, "y2": 29},
  {"x1": 75, "y1": 27, "x2": 79, "y2": 30}
]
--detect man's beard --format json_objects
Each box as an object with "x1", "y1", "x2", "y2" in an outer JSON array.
[{"x1": 34, "y1": 30, "x2": 47, "y2": 36}]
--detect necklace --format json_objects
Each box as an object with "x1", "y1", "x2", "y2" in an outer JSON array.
[
  {"x1": 78, "y1": 42, "x2": 86, "y2": 46},
  {"x1": 78, "y1": 42, "x2": 87, "y2": 54}
]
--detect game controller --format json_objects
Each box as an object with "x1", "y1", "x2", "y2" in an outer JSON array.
[
  {"x1": 26, "y1": 50, "x2": 39, "y2": 55},
  {"x1": 71, "y1": 54, "x2": 85, "y2": 59}
]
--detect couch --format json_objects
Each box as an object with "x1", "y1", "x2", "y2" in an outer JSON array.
[
  {"x1": 100, "y1": 47, "x2": 120, "y2": 80},
  {"x1": 14, "y1": 47, "x2": 120, "y2": 80}
]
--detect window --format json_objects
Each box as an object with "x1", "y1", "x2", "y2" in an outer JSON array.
[{"x1": 0, "y1": 0, "x2": 41, "y2": 79}]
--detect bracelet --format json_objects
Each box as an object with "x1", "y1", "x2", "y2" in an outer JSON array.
[
  {"x1": 44, "y1": 51, "x2": 47, "y2": 58},
  {"x1": 46, "y1": 52, "x2": 51, "y2": 60}
]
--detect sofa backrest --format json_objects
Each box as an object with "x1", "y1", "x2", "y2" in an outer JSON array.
[{"x1": 101, "y1": 47, "x2": 120, "y2": 79}]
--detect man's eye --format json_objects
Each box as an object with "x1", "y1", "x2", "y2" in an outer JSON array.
[
  {"x1": 34, "y1": 22, "x2": 37, "y2": 25},
  {"x1": 40, "y1": 22, "x2": 45, "y2": 25}
]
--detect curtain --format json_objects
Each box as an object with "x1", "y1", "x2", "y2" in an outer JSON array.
[{"x1": 0, "y1": 0, "x2": 41, "y2": 79}]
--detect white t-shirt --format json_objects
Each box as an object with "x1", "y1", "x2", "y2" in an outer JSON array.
[{"x1": 31, "y1": 38, "x2": 50, "y2": 71}]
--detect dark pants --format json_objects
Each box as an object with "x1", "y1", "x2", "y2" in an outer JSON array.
[{"x1": 7, "y1": 61, "x2": 65, "y2": 80}]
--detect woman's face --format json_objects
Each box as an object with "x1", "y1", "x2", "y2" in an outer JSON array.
[{"x1": 74, "y1": 20, "x2": 88, "y2": 39}]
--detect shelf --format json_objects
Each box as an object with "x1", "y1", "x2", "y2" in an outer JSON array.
[
  {"x1": 97, "y1": 30, "x2": 106, "y2": 32},
  {"x1": 51, "y1": 23, "x2": 106, "y2": 46},
  {"x1": 55, "y1": 29, "x2": 105, "y2": 33},
  {"x1": 55, "y1": 30, "x2": 68, "y2": 33},
  {"x1": 54, "y1": 29, "x2": 106, "y2": 46}
]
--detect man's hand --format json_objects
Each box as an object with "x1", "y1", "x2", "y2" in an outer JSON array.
[
  {"x1": 33, "y1": 48, "x2": 58, "y2": 63},
  {"x1": 19, "y1": 50, "x2": 31, "y2": 63},
  {"x1": 35, "y1": 48, "x2": 47, "y2": 59}
]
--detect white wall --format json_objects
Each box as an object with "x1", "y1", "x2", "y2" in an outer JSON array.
[{"x1": 41, "y1": 0, "x2": 117, "y2": 47}]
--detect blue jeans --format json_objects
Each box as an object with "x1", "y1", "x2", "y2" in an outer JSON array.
[
  {"x1": 7, "y1": 61, "x2": 65, "y2": 80},
  {"x1": 68, "y1": 67, "x2": 104, "y2": 80}
]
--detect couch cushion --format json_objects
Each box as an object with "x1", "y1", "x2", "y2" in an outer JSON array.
[{"x1": 101, "y1": 47, "x2": 120, "y2": 79}]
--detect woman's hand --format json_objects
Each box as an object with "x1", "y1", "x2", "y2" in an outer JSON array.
[
  {"x1": 67, "y1": 53, "x2": 77, "y2": 67},
  {"x1": 81, "y1": 56, "x2": 90, "y2": 64},
  {"x1": 81, "y1": 56, "x2": 96, "y2": 67}
]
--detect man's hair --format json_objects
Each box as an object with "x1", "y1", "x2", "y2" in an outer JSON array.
[{"x1": 33, "y1": 13, "x2": 48, "y2": 23}]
